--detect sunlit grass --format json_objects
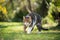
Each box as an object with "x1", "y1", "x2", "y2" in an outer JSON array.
[
  {"x1": 0, "y1": 22, "x2": 60, "y2": 33},
  {"x1": 0, "y1": 22, "x2": 23, "y2": 26},
  {"x1": 0, "y1": 22, "x2": 23, "y2": 33}
]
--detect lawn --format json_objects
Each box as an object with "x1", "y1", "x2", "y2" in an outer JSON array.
[{"x1": 0, "y1": 22, "x2": 60, "y2": 40}]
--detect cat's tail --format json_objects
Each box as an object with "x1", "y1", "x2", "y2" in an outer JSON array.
[{"x1": 42, "y1": 27, "x2": 48, "y2": 30}]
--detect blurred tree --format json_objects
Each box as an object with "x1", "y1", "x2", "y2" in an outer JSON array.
[
  {"x1": 38, "y1": 0, "x2": 48, "y2": 17},
  {"x1": 0, "y1": 0, "x2": 5, "y2": 3},
  {"x1": 0, "y1": 0, "x2": 60, "y2": 23},
  {"x1": 42, "y1": 0, "x2": 58, "y2": 27},
  {"x1": 55, "y1": 0, "x2": 60, "y2": 26},
  {"x1": 26, "y1": 0, "x2": 32, "y2": 12},
  {"x1": 0, "y1": 3, "x2": 9, "y2": 21}
]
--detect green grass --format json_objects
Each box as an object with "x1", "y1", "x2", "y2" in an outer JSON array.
[
  {"x1": 0, "y1": 22, "x2": 60, "y2": 40},
  {"x1": 0, "y1": 33, "x2": 60, "y2": 40}
]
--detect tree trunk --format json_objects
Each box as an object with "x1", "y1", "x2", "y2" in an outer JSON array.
[
  {"x1": 26, "y1": 0, "x2": 32, "y2": 12},
  {"x1": 10, "y1": 0, "x2": 14, "y2": 10},
  {"x1": 39, "y1": 0, "x2": 48, "y2": 17}
]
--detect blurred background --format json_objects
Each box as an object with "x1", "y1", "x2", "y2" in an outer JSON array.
[{"x1": 0, "y1": 0, "x2": 60, "y2": 28}]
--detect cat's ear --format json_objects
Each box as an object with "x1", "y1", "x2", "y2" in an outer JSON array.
[
  {"x1": 23, "y1": 16, "x2": 25, "y2": 22},
  {"x1": 23, "y1": 16, "x2": 25, "y2": 19}
]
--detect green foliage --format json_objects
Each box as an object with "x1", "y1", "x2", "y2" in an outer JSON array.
[
  {"x1": 42, "y1": 0, "x2": 58, "y2": 28},
  {"x1": 55, "y1": 0, "x2": 60, "y2": 6},
  {"x1": 0, "y1": 0, "x2": 60, "y2": 23}
]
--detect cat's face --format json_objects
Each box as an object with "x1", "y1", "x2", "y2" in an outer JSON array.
[{"x1": 23, "y1": 16, "x2": 32, "y2": 26}]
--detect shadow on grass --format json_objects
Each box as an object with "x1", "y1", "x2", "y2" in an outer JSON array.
[
  {"x1": 0, "y1": 32, "x2": 60, "y2": 40},
  {"x1": 0, "y1": 25, "x2": 8, "y2": 28},
  {"x1": 50, "y1": 25, "x2": 60, "y2": 30},
  {"x1": 54, "y1": 33, "x2": 60, "y2": 40}
]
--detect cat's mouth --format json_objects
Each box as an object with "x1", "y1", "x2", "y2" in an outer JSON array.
[{"x1": 24, "y1": 22, "x2": 31, "y2": 27}]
